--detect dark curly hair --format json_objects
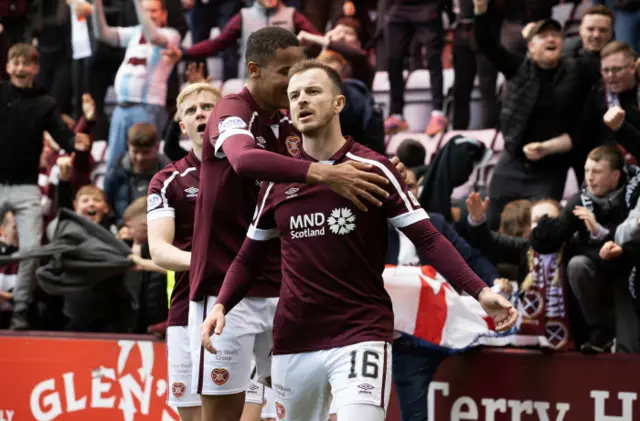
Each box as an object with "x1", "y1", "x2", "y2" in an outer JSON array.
[{"x1": 245, "y1": 26, "x2": 300, "y2": 66}]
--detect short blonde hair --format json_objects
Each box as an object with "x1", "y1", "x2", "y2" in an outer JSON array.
[{"x1": 176, "y1": 83, "x2": 222, "y2": 118}]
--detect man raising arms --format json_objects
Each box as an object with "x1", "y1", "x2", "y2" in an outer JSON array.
[
  {"x1": 189, "y1": 27, "x2": 390, "y2": 421},
  {"x1": 203, "y1": 60, "x2": 518, "y2": 421}
]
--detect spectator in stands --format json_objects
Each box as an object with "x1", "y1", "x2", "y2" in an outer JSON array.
[
  {"x1": 104, "y1": 122, "x2": 171, "y2": 224},
  {"x1": 0, "y1": 43, "x2": 89, "y2": 330},
  {"x1": 121, "y1": 196, "x2": 168, "y2": 334},
  {"x1": 451, "y1": 0, "x2": 500, "y2": 130},
  {"x1": 41, "y1": 94, "x2": 99, "y2": 226},
  {"x1": 316, "y1": 49, "x2": 384, "y2": 153},
  {"x1": 92, "y1": 0, "x2": 181, "y2": 171},
  {"x1": 595, "y1": 0, "x2": 640, "y2": 53},
  {"x1": 299, "y1": 18, "x2": 375, "y2": 88},
  {"x1": 25, "y1": 0, "x2": 73, "y2": 115},
  {"x1": 466, "y1": 194, "x2": 561, "y2": 286},
  {"x1": 573, "y1": 42, "x2": 640, "y2": 174},
  {"x1": 383, "y1": 0, "x2": 448, "y2": 136},
  {"x1": 530, "y1": 146, "x2": 640, "y2": 353},
  {"x1": 0, "y1": 209, "x2": 18, "y2": 329},
  {"x1": 55, "y1": 187, "x2": 141, "y2": 332},
  {"x1": 558, "y1": 5, "x2": 615, "y2": 184},
  {"x1": 473, "y1": 0, "x2": 600, "y2": 229},
  {"x1": 182, "y1": 0, "x2": 241, "y2": 80},
  {"x1": 563, "y1": 5, "x2": 614, "y2": 63},
  {"x1": 163, "y1": 0, "x2": 320, "y2": 79},
  {"x1": 396, "y1": 138, "x2": 427, "y2": 170}
]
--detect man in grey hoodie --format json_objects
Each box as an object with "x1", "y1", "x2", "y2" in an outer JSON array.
[{"x1": 103, "y1": 122, "x2": 171, "y2": 224}]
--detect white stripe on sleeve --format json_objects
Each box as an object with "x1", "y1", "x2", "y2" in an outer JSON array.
[
  {"x1": 214, "y1": 129, "x2": 255, "y2": 159},
  {"x1": 246, "y1": 182, "x2": 278, "y2": 241},
  {"x1": 345, "y1": 152, "x2": 414, "y2": 212},
  {"x1": 147, "y1": 208, "x2": 175, "y2": 221},
  {"x1": 388, "y1": 208, "x2": 430, "y2": 228}
]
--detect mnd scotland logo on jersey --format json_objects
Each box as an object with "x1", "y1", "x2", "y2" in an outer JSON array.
[{"x1": 289, "y1": 207, "x2": 356, "y2": 239}]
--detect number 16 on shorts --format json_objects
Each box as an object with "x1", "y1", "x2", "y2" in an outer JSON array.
[{"x1": 334, "y1": 341, "x2": 392, "y2": 411}]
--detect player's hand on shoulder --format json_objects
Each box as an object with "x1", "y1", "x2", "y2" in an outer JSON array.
[
  {"x1": 307, "y1": 161, "x2": 390, "y2": 212},
  {"x1": 201, "y1": 304, "x2": 226, "y2": 353}
]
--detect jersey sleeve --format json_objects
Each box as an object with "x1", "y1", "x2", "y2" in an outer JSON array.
[
  {"x1": 347, "y1": 153, "x2": 429, "y2": 228},
  {"x1": 246, "y1": 182, "x2": 279, "y2": 241},
  {"x1": 147, "y1": 169, "x2": 178, "y2": 221},
  {"x1": 208, "y1": 97, "x2": 256, "y2": 159}
]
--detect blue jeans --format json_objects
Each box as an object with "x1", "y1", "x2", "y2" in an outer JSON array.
[
  {"x1": 615, "y1": 9, "x2": 640, "y2": 53},
  {"x1": 106, "y1": 103, "x2": 167, "y2": 170},
  {"x1": 392, "y1": 335, "x2": 448, "y2": 421}
]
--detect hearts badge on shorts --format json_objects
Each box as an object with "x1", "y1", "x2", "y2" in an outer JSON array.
[
  {"x1": 275, "y1": 401, "x2": 286, "y2": 419},
  {"x1": 172, "y1": 381, "x2": 186, "y2": 398},
  {"x1": 211, "y1": 368, "x2": 230, "y2": 386}
]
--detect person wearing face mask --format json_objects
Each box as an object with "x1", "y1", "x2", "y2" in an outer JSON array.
[
  {"x1": 103, "y1": 122, "x2": 171, "y2": 224},
  {"x1": 162, "y1": 0, "x2": 321, "y2": 80},
  {"x1": 571, "y1": 41, "x2": 640, "y2": 184},
  {"x1": 530, "y1": 145, "x2": 640, "y2": 353},
  {"x1": 473, "y1": 0, "x2": 601, "y2": 230}
]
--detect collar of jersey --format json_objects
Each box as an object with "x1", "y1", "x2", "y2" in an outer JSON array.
[{"x1": 299, "y1": 136, "x2": 354, "y2": 164}]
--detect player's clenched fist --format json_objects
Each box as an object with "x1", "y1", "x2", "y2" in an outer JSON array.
[
  {"x1": 201, "y1": 304, "x2": 226, "y2": 354},
  {"x1": 473, "y1": 0, "x2": 488, "y2": 15},
  {"x1": 603, "y1": 106, "x2": 625, "y2": 131}
]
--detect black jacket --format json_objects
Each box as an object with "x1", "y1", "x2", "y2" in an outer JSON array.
[
  {"x1": 0, "y1": 81, "x2": 76, "y2": 184},
  {"x1": 0, "y1": 209, "x2": 136, "y2": 332},
  {"x1": 530, "y1": 166, "x2": 640, "y2": 262},
  {"x1": 467, "y1": 218, "x2": 530, "y2": 282},
  {"x1": 418, "y1": 135, "x2": 486, "y2": 221}
]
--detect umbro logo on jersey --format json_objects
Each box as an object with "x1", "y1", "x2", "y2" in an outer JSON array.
[
  {"x1": 285, "y1": 187, "x2": 299, "y2": 197},
  {"x1": 256, "y1": 136, "x2": 267, "y2": 149},
  {"x1": 289, "y1": 207, "x2": 356, "y2": 239},
  {"x1": 357, "y1": 383, "x2": 374, "y2": 395},
  {"x1": 185, "y1": 187, "x2": 198, "y2": 198}
]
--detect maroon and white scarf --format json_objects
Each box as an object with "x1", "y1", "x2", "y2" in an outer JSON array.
[{"x1": 518, "y1": 248, "x2": 574, "y2": 351}]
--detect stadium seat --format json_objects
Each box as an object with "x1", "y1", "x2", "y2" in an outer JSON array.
[{"x1": 221, "y1": 78, "x2": 245, "y2": 96}]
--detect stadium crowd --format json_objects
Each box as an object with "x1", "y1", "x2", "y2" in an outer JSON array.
[{"x1": 0, "y1": 0, "x2": 640, "y2": 418}]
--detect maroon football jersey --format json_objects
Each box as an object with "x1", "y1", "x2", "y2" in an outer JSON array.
[
  {"x1": 189, "y1": 87, "x2": 305, "y2": 301},
  {"x1": 147, "y1": 151, "x2": 200, "y2": 326},
  {"x1": 246, "y1": 138, "x2": 431, "y2": 354}
]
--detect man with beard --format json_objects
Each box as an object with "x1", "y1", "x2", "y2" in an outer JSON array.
[
  {"x1": 202, "y1": 60, "x2": 517, "y2": 421},
  {"x1": 188, "y1": 27, "x2": 390, "y2": 421},
  {"x1": 473, "y1": 0, "x2": 600, "y2": 229}
]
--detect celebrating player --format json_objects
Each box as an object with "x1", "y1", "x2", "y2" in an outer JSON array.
[
  {"x1": 203, "y1": 60, "x2": 519, "y2": 421},
  {"x1": 147, "y1": 83, "x2": 221, "y2": 421},
  {"x1": 188, "y1": 27, "x2": 392, "y2": 421}
]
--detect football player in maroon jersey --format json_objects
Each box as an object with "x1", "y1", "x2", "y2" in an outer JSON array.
[
  {"x1": 147, "y1": 83, "x2": 220, "y2": 421},
  {"x1": 204, "y1": 60, "x2": 518, "y2": 421}
]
